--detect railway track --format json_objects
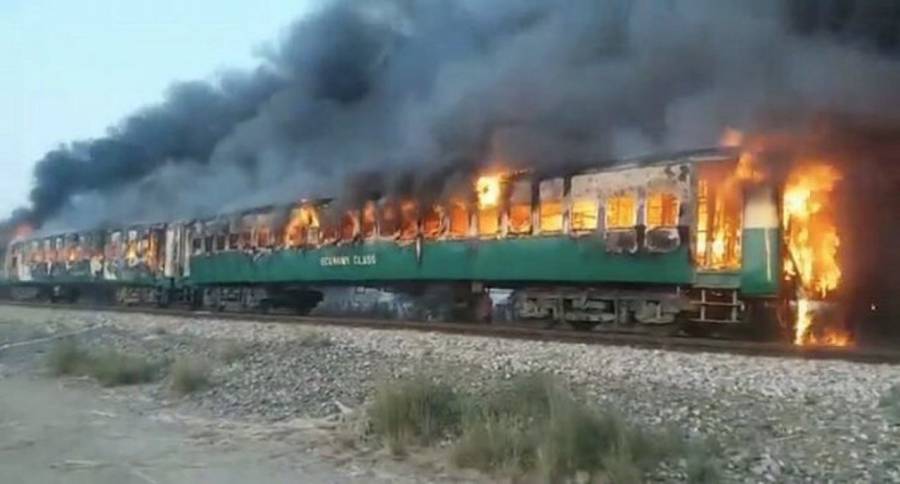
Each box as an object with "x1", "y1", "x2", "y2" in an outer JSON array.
[{"x1": 2, "y1": 300, "x2": 898, "y2": 364}]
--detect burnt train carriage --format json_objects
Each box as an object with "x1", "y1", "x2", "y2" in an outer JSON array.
[
  {"x1": 0, "y1": 147, "x2": 782, "y2": 333},
  {"x1": 184, "y1": 147, "x2": 781, "y2": 330},
  {"x1": 2, "y1": 224, "x2": 168, "y2": 303}
]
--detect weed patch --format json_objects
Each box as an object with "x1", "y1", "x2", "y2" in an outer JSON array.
[
  {"x1": 45, "y1": 341, "x2": 162, "y2": 387},
  {"x1": 364, "y1": 373, "x2": 706, "y2": 483},
  {"x1": 169, "y1": 357, "x2": 211, "y2": 396},
  {"x1": 368, "y1": 377, "x2": 462, "y2": 454},
  {"x1": 46, "y1": 339, "x2": 92, "y2": 376}
]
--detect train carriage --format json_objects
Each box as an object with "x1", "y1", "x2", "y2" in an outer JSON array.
[{"x1": 0, "y1": 147, "x2": 787, "y2": 337}]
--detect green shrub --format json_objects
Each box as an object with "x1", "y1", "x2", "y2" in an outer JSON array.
[
  {"x1": 452, "y1": 374, "x2": 685, "y2": 482},
  {"x1": 46, "y1": 341, "x2": 162, "y2": 387},
  {"x1": 89, "y1": 350, "x2": 162, "y2": 387},
  {"x1": 46, "y1": 340, "x2": 92, "y2": 376},
  {"x1": 169, "y1": 357, "x2": 211, "y2": 396},
  {"x1": 368, "y1": 377, "x2": 462, "y2": 454}
]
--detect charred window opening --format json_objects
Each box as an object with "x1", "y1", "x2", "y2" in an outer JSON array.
[
  {"x1": 646, "y1": 192, "x2": 679, "y2": 228},
  {"x1": 645, "y1": 191, "x2": 681, "y2": 253},
  {"x1": 341, "y1": 210, "x2": 360, "y2": 242},
  {"x1": 606, "y1": 193, "x2": 637, "y2": 229},
  {"x1": 239, "y1": 229, "x2": 252, "y2": 249},
  {"x1": 320, "y1": 208, "x2": 341, "y2": 246},
  {"x1": 570, "y1": 174, "x2": 599, "y2": 233},
  {"x1": 508, "y1": 180, "x2": 532, "y2": 235},
  {"x1": 362, "y1": 202, "x2": 377, "y2": 239},
  {"x1": 257, "y1": 226, "x2": 271, "y2": 248},
  {"x1": 476, "y1": 175, "x2": 502, "y2": 237},
  {"x1": 422, "y1": 205, "x2": 445, "y2": 239},
  {"x1": 539, "y1": 178, "x2": 565, "y2": 234},
  {"x1": 285, "y1": 206, "x2": 319, "y2": 248},
  {"x1": 400, "y1": 201, "x2": 419, "y2": 240},
  {"x1": 448, "y1": 201, "x2": 469, "y2": 238},
  {"x1": 695, "y1": 167, "x2": 743, "y2": 270},
  {"x1": 380, "y1": 203, "x2": 400, "y2": 239}
]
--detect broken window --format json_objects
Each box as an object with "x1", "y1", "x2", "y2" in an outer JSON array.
[
  {"x1": 645, "y1": 192, "x2": 680, "y2": 228},
  {"x1": 539, "y1": 178, "x2": 565, "y2": 233},
  {"x1": 476, "y1": 175, "x2": 502, "y2": 237},
  {"x1": 570, "y1": 175, "x2": 600, "y2": 233},
  {"x1": 422, "y1": 205, "x2": 445, "y2": 239},
  {"x1": 257, "y1": 226, "x2": 271, "y2": 248},
  {"x1": 400, "y1": 201, "x2": 419, "y2": 240},
  {"x1": 448, "y1": 201, "x2": 469, "y2": 238},
  {"x1": 340, "y1": 211, "x2": 359, "y2": 241},
  {"x1": 361, "y1": 202, "x2": 377, "y2": 239},
  {"x1": 695, "y1": 164, "x2": 743, "y2": 270},
  {"x1": 284, "y1": 206, "x2": 318, "y2": 247},
  {"x1": 380, "y1": 202, "x2": 400, "y2": 238},
  {"x1": 508, "y1": 180, "x2": 532, "y2": 235},
  {"x1": 605, "y1": 193, "x2": 637, "y2": 229}
]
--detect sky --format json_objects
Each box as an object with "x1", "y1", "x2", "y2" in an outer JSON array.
[{"x1": 0, "y1": 0, "x2": 318, "y2": 218}]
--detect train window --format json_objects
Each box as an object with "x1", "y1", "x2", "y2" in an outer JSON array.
[
  {"x1": 361, "y1": 202, "x2": 377, "y2": 239},
  {"x1": 695, "y1": 173, "x2": 742, "y2": 270},
  {"x1": 571, "y1": 199, "x2": 599, "y2": 232},
  {"x1": 191, "y1": 236, "x2": 202, "y2": 255},
  {"x1": 204, "y1": 236, "x2": 215, "y2": 253},
  {"x1": 606, "y1": 193, "x2": 637, "y2": 229},
  {"x1": 228, "y1": 233, "x2": 240, "y2": 249},
  {"x1": 422, "y1": 205, "x2": 444, "y2": 239},
  {"x1": 400, "y1": 201, "x2": 419, "y2": 240},
  {"x1": 476, "y1": 175, "x2": 501, "y2": 237},
  {"x1": 508, "y1": 180, "x2": 532, "y2": 235},
  {"x1": 646, "y1": 192, "x2": 679, "y2": 228},
  {"x1": 380, "y1": 203, "x2": 400, "y2": 238},
  {"x1": 340, "y1": 211, "x2": 359, "y2": 241},
  {"x1": 539, "y1": 178, "x2": 564, "y2": 233},
  {"x1": 448, "y1": 201, "x2": 469, "y2": 237},
  {"x1": 216, "y1": 235, "x2": 226, "y2": 251},
  {"x1": 257, "y1": 227, "x2": 271, "y2": 248}
]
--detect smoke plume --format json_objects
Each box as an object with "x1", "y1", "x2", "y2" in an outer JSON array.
[{"x1": 4, "y1": 0, "x2": 900, "y2": 234}]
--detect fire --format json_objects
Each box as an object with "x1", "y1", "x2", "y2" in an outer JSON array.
[
  {"x1": 476, "y1": 175, "x2": 502, "y2": 209},
  {"x1": 782, "y1": 163, "x2": 848, "y2": 346}
]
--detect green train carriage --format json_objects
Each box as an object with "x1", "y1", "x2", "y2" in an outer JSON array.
[
  {"x1": 0, "y1": 147, "x2": 784, "y2": 335},
  {"x1": 183, "y1": 147, "x2": 782, "y2": 331}
]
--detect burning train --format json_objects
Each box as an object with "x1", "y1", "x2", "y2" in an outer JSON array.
[{"x1": 0, "y1": 146, "x2": 850, "y2": 345}]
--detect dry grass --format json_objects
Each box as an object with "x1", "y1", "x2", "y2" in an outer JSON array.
[
  {"x1": 169, "y1": 357, "x2": 211, "y2": 396},
  {"x1": 450, "y1": 374, "x2": 690, "y2": 482},
  {"x1": 367, "y1": 377, "x2": 463, "y2": 455},
  {"x1": 45, "y1": 340, "x2": 162, "y2": 387},
  {"x1": 46, "y1": 339, "x2": 92, "y2": 376}
]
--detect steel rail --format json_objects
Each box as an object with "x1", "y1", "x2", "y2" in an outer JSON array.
[{"x1": 1, "y1": 300, "x2": 897, "y2": 365}]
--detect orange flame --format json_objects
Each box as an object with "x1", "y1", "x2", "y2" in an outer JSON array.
[
  {"x1": 476, "y1": 175, "x2": 502, "y2": 209},
  {"x1": 782, "y1": 163, "x2": 848, "y2": 346}
]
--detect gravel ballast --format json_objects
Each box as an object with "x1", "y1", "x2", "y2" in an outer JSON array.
[{"x1": 1, "y1": 305, "x2": 898, "y2": 482}]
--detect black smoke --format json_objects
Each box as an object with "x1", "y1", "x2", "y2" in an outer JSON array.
[{"x1": 4, "y1": 0, "x2": 900, "y2": 235}]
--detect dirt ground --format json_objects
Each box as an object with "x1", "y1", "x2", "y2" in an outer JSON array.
[{"x1": 0, "y1": 374, "x2": 421, "y2": 484}]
